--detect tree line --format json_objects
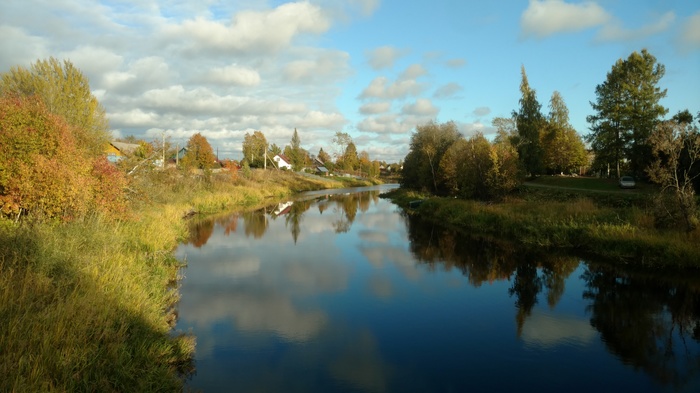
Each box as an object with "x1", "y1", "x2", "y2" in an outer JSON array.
[
  {"x1": 400, "y1": 48, "x2": 700, "y2": 230},
  {"x1": 241, "y1": 128, "x2": 387, "y2": 178}
]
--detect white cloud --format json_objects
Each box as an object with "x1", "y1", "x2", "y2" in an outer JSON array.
[
  {"x1": 357, "y1": 114, "x2": 405, "y2": 134},
  {"x1": 359, "y1": 76, "x2": 426, "y2": 100},
  {"x1": 206, "y1": 64, "x2": 261, "y2": 86},
  {"x1": 108, "y1": 108, "x2": 160, "y2": 127},
  {"x1": 0, "y1": 26, "x2": 48, "y2": 71},
  {"x1": 433, "y1": 82, "x2": 463, "y2": 99},
  {"x1": 521, "y1": 0, "x2": 610, "y2": 38},
  {"x1": 678, "y1": 12, "x2": 700, "y2": 52},
  {"x1": 472, "y1": 106, "x2": 491, "y2": 117},
  {"x1": 399, "y1": 64, "x2": 427, "y2": 80},
  {"x1": 445, "y1": 58, "x2": 466, "y2": 68},
  {"x1": 162, "y1": 2, "x2": 331, "y2": 54},
  {"x1": 366, "y1": 46, "x2": 406, "y2": 70},
  {"x1": 101, "y1": 56, "x2": 171, "y2": 93},
  {"x1": 596, "y1": 11, "x2": 675, "y2": 41},
  {"x1": 282, "y1": 50, "x2": 351, "y2": 82},
  {"x1": 401, "y1": 98, "x2": 439, "y2": 116},
  {"x1": 680, "y1": 12, "x2": 700, "y2": 51},
  {"x1": 359, "y1": 102, "x2": 392, "y2": 115},
  {"x1": 349, "y1": 0, "x2": 380, "y2": 16}
]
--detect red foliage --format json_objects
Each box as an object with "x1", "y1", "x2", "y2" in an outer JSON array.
[{"x1": 0, "y1": 94, "x2": 127, "y2": 221}]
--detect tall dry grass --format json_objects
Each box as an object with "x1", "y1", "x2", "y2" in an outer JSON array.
[{"x1": 1, "y1": 168, "x2": 352, "y2": 391}]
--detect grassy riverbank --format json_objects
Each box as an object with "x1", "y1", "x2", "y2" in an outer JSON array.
[
  {"x1": 0, "y1": 169, "x2": 376, "y2": 392},
  {"x1": 383, "y1": 187, "x2": 700, "y2": 269}
]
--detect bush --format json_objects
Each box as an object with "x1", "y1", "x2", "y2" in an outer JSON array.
[{"x1": 0, "y1": 95, "x2": 126, "y2": 221}]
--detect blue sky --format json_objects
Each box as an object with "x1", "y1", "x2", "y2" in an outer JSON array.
[{"x1": 1, "y1": 0, "x2": 699, "y2": 162}]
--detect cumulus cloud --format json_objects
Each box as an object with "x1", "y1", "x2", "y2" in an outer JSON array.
[
  {"x1": 357, "y1": 114, "x2": 407, "y2": 134},
  {"x1": 0, "y1": 26, "x2": 48, "y2": 71},
  {"x1": 472, "y1": 106, "x2": 491, "y2": 117},
  {"x1": 366, "y1": 46, "x2": 407, "y2": 70},
  {"x1": 399, "y1": 64, "x2": 428, "y2": 80},
  {"x1": 401, "y1": 98, "x2": 439, "y2": 116},
  {"x1": 596, "y1": 11, "x2": 675, "y2": 41},
  {"x1": 162, "y1": 2, "x2": 331, "y2": 54},
  {"x1": 359, "y1": 102, "x2": 392, "y2": 115},
  {"x1": 433, "y1": 82, "x2": 463, "y2": 99},
  {"x1": 206, "y1": 64, "x2": 261, "y2": 86},
  {"x1": 520, "y1": 0, "x2": 610, "y2": 38},
  {"x1": 359, "y1": 76, "x2": 426, "y2": 100},
  {"x1": 101, "y1": 56, "x2": 172, "y2": 93},
  {"x1": 282, "y1": 50, "x2": 351, "y2": 82},
  {"x1": 679, "y1": 11, "x2": 700, "y2": 51},
  {"x1": 445, "y1": 58, "x2": 466, "y2": 68}
]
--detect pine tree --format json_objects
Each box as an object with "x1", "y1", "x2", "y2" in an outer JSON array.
[
  {"x1": 587, "y1": 49, "x2": 667, "y2": 178},
  {"x1": 289, "y1": 128, "x2": 304, "y2": 171},
  {"x1": 513, "y1": 65, "x2": 544, "y2": 177}
]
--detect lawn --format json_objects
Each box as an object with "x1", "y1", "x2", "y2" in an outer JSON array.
[{"x1": 527, "y1": 175, "x2": 656, "y2": 193}]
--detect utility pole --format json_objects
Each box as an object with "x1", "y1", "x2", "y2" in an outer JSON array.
[{"x1": 162, "y1": 132, "x2": 165, "y2": 169}]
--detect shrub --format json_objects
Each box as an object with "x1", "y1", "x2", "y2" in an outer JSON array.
[{"x1": 0, "y1": 95, "x2": 126, "y2": 220}]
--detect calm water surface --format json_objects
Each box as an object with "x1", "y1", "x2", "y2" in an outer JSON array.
[{"x1": 175, "y1": 185, "x2": 700, "y2": 392}]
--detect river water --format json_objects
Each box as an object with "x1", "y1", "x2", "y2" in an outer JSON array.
[{"x1": 175, "y1": 184, "x2": 700, "y2": 392}]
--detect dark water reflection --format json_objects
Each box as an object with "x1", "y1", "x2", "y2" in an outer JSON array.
[{"x1": 175, "y1": 185, "x2": 700, "y2": 392}]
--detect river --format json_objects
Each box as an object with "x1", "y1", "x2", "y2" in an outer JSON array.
[{"x1": 174, "y1": 184, "x2": 700, "y2": 392}]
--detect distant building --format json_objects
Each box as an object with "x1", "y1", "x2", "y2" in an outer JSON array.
[
  {"x1": 105, "y1": 141, "x2": 139, "y2": 163},
  {"x1": 273, "y1": 154, "x2": 293, "y2": 170}
]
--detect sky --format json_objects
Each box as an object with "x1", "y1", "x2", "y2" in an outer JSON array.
[{"x1": 1, "y1": 0, "x2": 699, "y2": 162}]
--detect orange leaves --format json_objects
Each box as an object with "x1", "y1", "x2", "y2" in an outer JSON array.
[{"x1": 0, "y1": 95, "x2": 127, "y2": 221}]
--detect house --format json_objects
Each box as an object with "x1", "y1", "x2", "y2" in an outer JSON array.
[
  {"x1": 310, "y1": 156, "x2": 329, "y2": 176},
  {"x1": 105, "y1": 141, "x2": 139, "y2": 163},
  {"x1": 273, "y1": 154, "x2": 293, "y2": 170}
]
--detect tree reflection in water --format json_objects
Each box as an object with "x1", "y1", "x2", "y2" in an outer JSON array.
[
  {"x1": 582, "y1": 265, "x2": 700, "y2": 389},
  {"x1": 184, "y1": 190, "x2": 384, "y2": 245},
  {"x1": 405, "y1": 215, "x2": 700, "y2": 390}
]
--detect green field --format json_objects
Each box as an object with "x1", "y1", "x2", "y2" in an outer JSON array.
[{"x1": 526, "y1": 175, "x2": 655, "y2": 193}]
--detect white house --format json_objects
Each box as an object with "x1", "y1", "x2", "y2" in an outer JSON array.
[{"x1": 273, "y1": 154, "x2": 293, "y2": 170}]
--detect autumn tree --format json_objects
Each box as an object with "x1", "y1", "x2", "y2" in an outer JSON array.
[
  {"x1": 401, "y1": 121, "x2": 462, "y2": 193},
  {"x1": 0, "y1": 57, "x2": 109, "y2": 156},
  {"x1": 646, "y1": 116, "x2": 700, "y2": 231},
  {"x1": 493, "y1": 116, "x2": 518, "y2": 147},
  {"x1": 242, "y1": 130, "x2": 268, "y2": 168},
  {"x1": 269, "y1": 143, "x2": 282, "y2": 156},
  {"x1": 513, "y1": 65, "x2": 545, "y2": 177},
  {"x1": 182, "y1": 133, "x2": 216, "y2": 170},
  {"x1": 437, "y1": 133, "x2": 521, "y2": 201},
  {"x1": 342, "y1": 142, "x2": 359, "y2": 172},
  {"x1": 317, "y1": 148, "x2": 331, "y2": 164},
  {"x1": 0, "y1": 95, "x2": 125, "y2": 220},
  {"x1": 332, "y1": 131, "x2": 353, "y2": 164},
  {"x1": 542, "y1": 91, "x2": 587, "y2": 174},
  {"x1": 587, "y1": 49, "x2": 668, "y2": 178}
]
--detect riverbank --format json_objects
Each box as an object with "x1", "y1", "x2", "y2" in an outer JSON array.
[
  {"x1": 382, "y1": 188, "x2": 700, "y2": 269},
  {"x1": 0, "y1": 169, "x2": 378, "y2": 392}
]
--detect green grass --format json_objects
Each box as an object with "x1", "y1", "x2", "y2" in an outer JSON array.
[
  {"x1": 383, "y1": 188, "x2": 700, "y2": 268},
  {"x1": 1, "y1": 168, "x2": 364, "y2": 392},
  {"x1": 527, "y1": 175, "x2": 657, "y2": 193}
]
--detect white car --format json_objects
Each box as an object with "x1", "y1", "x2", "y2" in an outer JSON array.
[{"x1": 619, "y1": 176, "x2": 636, "y2": 189}]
